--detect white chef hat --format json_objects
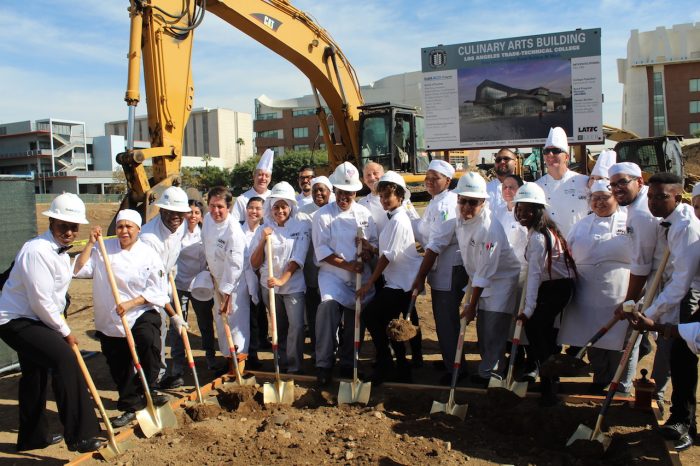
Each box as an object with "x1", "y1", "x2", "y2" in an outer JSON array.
[
  {"x1": 608, "y1": 162, "x2": 642, "y2": 178},
  {"x1": 311, "y1": 175, "x2": 333, "y2": 192},
  {"x1": 116, "y1": 209, "x2": 142, "y2": 228},
  {"x1": 590, "y1": 180, "x2": 611, "y2": 194},
  {"x1": 692, "y1": 183, "x2": 700, "y2": 198},
  {"x1": 591, "y1": 150, "x2": 616, "y2": 178},
  {"x1": 256, "y1": 149, "x2": 274, "y2": 173},
  {"x1": 427, "y1": 159, "x2": 455, "y2": 179},
  {"x1": 545, "y1": 127, "x2": 569, "y2": 154}
]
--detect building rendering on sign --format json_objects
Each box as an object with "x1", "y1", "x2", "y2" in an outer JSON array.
[
  {"x1": 618, "y1": 23, "x2": 700, "y2": 138},
  {"x1": 105, "y1": 107, "x2": 254, "y2": 169},
  {"x1": 467, "y1": 79, "x2": 569, "y2": 117}
]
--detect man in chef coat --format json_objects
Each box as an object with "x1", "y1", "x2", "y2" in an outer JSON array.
[{"x1": 231, "y1": 149, "x2": 274, "y2": 222}]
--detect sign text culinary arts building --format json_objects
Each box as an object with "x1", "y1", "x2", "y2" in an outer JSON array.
[{"x1": 421, "y1": 29, "x2": 603, "y2": 150}]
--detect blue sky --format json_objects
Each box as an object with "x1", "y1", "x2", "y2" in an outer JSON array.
[{"x1": 1, "y1": 0, "x2": 699, "y2": 136}]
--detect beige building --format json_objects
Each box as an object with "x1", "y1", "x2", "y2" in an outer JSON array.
[{"x1": 105, "y1": 107, "x2": 253, "y2": 169}]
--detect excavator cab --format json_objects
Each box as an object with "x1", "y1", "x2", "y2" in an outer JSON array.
[
  {"x1": 358, "y1": 103, "x2": 428, "y2": 174},
  {"x1": 613, "y1": 136, "x2": 684, "y2": 180}
]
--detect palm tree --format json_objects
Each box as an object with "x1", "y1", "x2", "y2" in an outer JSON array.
[
  {"x1": 202, "y1": 153, "x2": 212, "y2": 168},
  {"x1": 236, "y1": 137, "x2": 245, "y2": 164}
]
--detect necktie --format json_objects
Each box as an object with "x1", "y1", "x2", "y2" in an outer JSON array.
[
  {"x1": 57, "y1": 245, "x2": 72, "y2": 254},
  {"x1": 660, "y1": 221, "x2": 671, "y2": 239}
]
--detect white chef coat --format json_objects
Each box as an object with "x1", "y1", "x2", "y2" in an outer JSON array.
[
  {"x1": 536, "y1": 170, "x2": 589, "y2": 237},
  {"x1": 231, "y1": 188, "x2": 271, "y2": 222},
  {"x1": 623, "y1": 186, "x2": 667, "y2": 278},
  {"x1": 486, "y1": 178, "x2": 505, "y2": 213},
  {"x1": 678, "y1": 322, "x2": 700, "y2": 354},
  {"x1": 380, "y1": 206, "x2": 423, "y2": 292},
  {"x1": 250, "y1": 210, "x2": 310, "y2": 295},
  {"x1": 456, "y1": 206, "x2": 520, "y2": 313},
  {"x1": 296, "y1": 192, "x2": 314, "y2": 208},
  {"x1": 359, "y1": 192, "x2": 420, "y2": 235},
  {"x1": 523, "y1": 228, "x2": 576, "y2": 318},
  {"x1": 645, "y1": 204, "x2": 700, "y2": 322},
  {"x1": 493, "y1": 203, "x2": 528, "y2": 272},
  {"x1": 414, "y1": 189, "x2": 461, "y2": 291},
  {"x1": 74, "y1": 238, "x2": 169, "y2": 338},
  {"x1": 140, "y1": 215, "x2": 185, "y2": 274},
  {"x1": 0, "y1": 231, "x2": 73, "y2": 337},
  {"x1": 201, "y1": 213, "x2": 246, "y2": 296},
  {"x1": 242, "y1": 221, "x2": 261, "y2": 304},
  {"x1": 174, "y1": 225, "x2": 207, "y2": 291},
  {"x1": 312, "y1": 201, "x2": 378, "y2": 309},
  {"x1": 558, "y1": 210, "x2": 631, "y2": 350}
]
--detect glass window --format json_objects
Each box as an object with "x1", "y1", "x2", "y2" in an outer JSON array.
[
  {"x1": 691, "y1": 122, "x2": 700, "y2": 136},
  {"x1": 294, "y1": 144, "x2": 310, "y2": 151},
  {"x1": 690, "y1": 79, "x2": 700, "y2": 93},
  {"x1": 690, "y1": 101, "x2": 700, "y2": 114},
  {"x1": 257, "y1": 129, "x2": 282, "y2": 139},
  {"x1": 257, "y1": 112, "x2": 278, "y2": 120},
  {"x1": 292, "y1": 108, "x2": 315, "y2": 117},
  {"x1": 293, "y1": 127, "x2": 309, "y2": 138}
]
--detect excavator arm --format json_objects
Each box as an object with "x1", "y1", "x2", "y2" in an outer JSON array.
[{"x1": 119, "y1": 0, "x2": 363, "y2": 219}]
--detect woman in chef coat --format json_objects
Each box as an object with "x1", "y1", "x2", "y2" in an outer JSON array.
[
  {"x1": 250, "y1": 182, "x2": 310, "y2": 374},
  {"x1": 202, "y1": 186, "x2": 250, "y2": 375},
  {"x1": 493, "y1": 174, "x2": 528, "y2": 275},
  {"x1": 558, "y1": 180, "x2": 631, "y2": 392}
]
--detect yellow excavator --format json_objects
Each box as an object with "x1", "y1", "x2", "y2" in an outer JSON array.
[{"x1": 117, "y1": 0, "x2": 430, "y2": 221}]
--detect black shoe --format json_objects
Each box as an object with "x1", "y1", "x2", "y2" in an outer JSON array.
[
  {"x1": 158, "y1": 375, "x2": 184, "y2": 389},
  {"x1": 213, "y1": 363, "x2": 229, "y2": 378},
  {"x1": 587, "y1": 382, "x2": 606, "y2": 395},
  {"x1": 660, "y1": 421, "x2": 689, "y2": 441},
  {"x1": 439, "y1": 370, "x2": 467, "y2": 386},
  {"x1": 16, "y1": 433, "x2": 64, "y2": 451},
  {"x1": 259, "y1": 339, "x2": 272, "y2": 349},
  {"x1": 68, "y1": 437, "x2": 104, "y2": 453},
  {"x1": 470, "y1": 374, "x2": 491, "y2": 387},
  {"x1": 411, "y1": 354, "x2": 424, "y2": 368},
  {"x1": 150, "y1": 392, "x2": 170, "y2": 407},
  {"x1": 111, "y1": 411, "x2": 136, "y2": 428},
  {"x1": 394, "y1": 363, "x2": 413, "y2": 384},
  {"x1": 539, "y1": 392, "x2": 560, "y2": 407},
  {"x1": 316, "y1": 367, "x2": 332, "y2": 386},
  {"x1": 674, "y1": 433, "x2": 694, "y2": 451},
  {"x1": 247, "y1": 357, "x2": 263, "y2": 370}
]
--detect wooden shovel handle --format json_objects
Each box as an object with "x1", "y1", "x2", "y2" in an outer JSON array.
[
  {"x1": 266, "y1": 235, "x2": 278, "y2": 347},
  {"x1": 72, "y1": 344, "x2": 116, "y2": 436},
  {"x1": 168, "y1": 273, "x2": 195, "y2": 367}
]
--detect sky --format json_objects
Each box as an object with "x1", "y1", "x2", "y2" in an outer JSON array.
[{"x1": 1, "y1": 0, "x2": 699, "y2": 137}]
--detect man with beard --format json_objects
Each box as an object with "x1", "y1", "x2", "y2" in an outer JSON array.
[
  {"x1": 487, "y1": 148, "x2": 518, "y2": 212},
  {"x1": 296, "y1": 166, "x2": 315, "y2": 208}
]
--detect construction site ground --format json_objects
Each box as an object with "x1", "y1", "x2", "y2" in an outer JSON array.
[{"x1": 0, "y1": 202, "x2": 697, "y2": 465}]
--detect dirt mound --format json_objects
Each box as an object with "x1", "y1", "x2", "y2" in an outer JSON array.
[
  {"x1": 216, "y1": 384, "x2": 259, "y2": 411},
  {"x1": 387, "y1": 318, "x2": 418, "y2": 342},
  {"x1": 185, "y1": 402, "x2": 222, "y2": 422}
]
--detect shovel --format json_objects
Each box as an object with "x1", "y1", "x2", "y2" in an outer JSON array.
[
  {"x1": 387, "y1": 290, "x2": 419, "y2": 342},
  {"x1": 488, "y1": 277, "x2": 529, "y2": 404},
  {"x1": 167, "y1": 274, "x2": 223, "y2": 406},
  {"x1": 540, "y1": 314, "x2": 622, "y2": 378},
  {"x1": 338, "y1": 227, "x2": 372, "y2": 405},
  {"x1": 263, "y1": 235, "x2": 295, "y2": 404},
  {"x1": 430, "y1": 282, "x2": 472, "y2": 420},
  {"x1": 221, "y1": 316, "x2": 256, "y2": 387},
  {"x1": 567, "y1": 248, "x2": 670, "y2": 454},
  {"x1": 97, "y1": 236, "x2": 177, "y2": 438},
  {"x1": 72, "y1": 344, "x2": 130, "y2": 459}
]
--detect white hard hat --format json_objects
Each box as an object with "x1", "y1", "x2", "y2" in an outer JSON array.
[
  {"x1": 452, "y1": 172, "x2": 487, "y2": 199},
  {"x1": 513, "y1": 182, "x2": 548, "y2": 206},
  {"x1": 42, "y1": 192, "x2": 89, "y2": 224},
  {"x1": 191, "y1": 270, "x2": 214, "y2": 301},
  {"x1": 155, "y1": 186, "x2": 190, "y2": 213},
  {"x1": 693, "y1": 183, "x2": 700, "y2": 198},
  {"x1": 269, "y1": 181, "x2": 298, "y2": 205},
  {"x1": 377, "y1": 171, "x2": 409, "y2": 198},
  {"x1": 329, "y1": 162, "x2": 363, "y2": 191}
]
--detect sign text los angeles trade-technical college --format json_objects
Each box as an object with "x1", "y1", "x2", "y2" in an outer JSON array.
[{"x1": 421, "y1": 29, "x2": 602, "y2": 150}]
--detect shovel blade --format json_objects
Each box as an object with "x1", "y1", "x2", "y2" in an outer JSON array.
[
  {"x1": 337, "y1": 380, "x2": 371, "y2": 405},
  {"x1": 97, "y1": 441, "x2": 121, "y2": 460},
  {"x1": 509, "y1": 380, "x2": 528, "y2": 399},
  {"x1": 430, "y1": 400, "x2": 467, "y2": 420},
  {"x1": 566, "y1": 423, "x2": 611, "y2": 456},
  {"x1": 224, "y1": 375, "x2": 257, "y2": 388},
  {"x1": 263, "y1": 380, "x2": 294, "y2": 405},
  {"x1": 540, "y1": 354, "x2": 589, "y2": 378},
  {"x1": 136, "y1": 404, "x2": 178, "y2": 438}
]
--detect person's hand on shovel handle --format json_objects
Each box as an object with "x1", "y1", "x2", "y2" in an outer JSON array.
[
  {"x1": 460, "y1": 302, "x2": 477, "y2": 324},
  {"x1": 220, "y1": 293, "x2": 231, "y2": 316}
]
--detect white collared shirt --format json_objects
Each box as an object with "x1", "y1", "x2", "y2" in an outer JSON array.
[
  {"x1": 645, "y1": 204, "x2": 700, "y2": 322},
  {"x1": 536, "y1": 169, "x2": 589, "y2": 237},
  {"x1": 0, "y1": 231, "x2": 72, "y2": 337},
  {"x1": 140, "y1": 215, "x2": 185, "y2": 274},
  {"x1": 201, "y1": 213, "x2": 245, "y2": 295},
  {"x1": 486, "y1": 178, "x2": 505, "y2": 212},
  {"x1": 174, "y1": 225, "x2": 207, "y2": 291},
  {"x1": 380, "y1": 206, "x2": 423, "y2": 292},
  {"x1": 231, "y1": 188, "x2": 271, "y2": 222},
  {"x1": 359, "y1": 192, "x2": 420, "y2": 236},
  {"x1": 74, "y1": 238, "x2": 169, "y2": 338},
  {"x1": 296, "y1": 192, "x2": 314, "y2": 208},
  {"x1": 679, "y1": 322, "x2": 700, "y2": 354},
  {"x1": 623, "y1": 186, "x2": 667, "y2": 277}
]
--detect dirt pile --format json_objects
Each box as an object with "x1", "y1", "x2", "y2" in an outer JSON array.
[{"x1": 387, "y1": 318, "x2": 418, "y2": 342}]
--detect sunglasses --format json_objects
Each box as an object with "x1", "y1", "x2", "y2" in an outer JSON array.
[
  {"x1": 494, "y1": 157, "x2": 514, "y2": 163},
  {"x1": 458, "y1": 198, "x2": 484, "y2": 206},
  {"x1": 543, "y1": 148, "x2": 564, "y2": 156}
]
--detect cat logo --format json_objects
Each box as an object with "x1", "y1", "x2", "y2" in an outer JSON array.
[{"x1": 251, "y1": 13, "x2": 282, "y2": 32}]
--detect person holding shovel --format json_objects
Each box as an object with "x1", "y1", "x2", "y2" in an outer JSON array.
[
  {"x1": 557, "y1": 180, "x2": 632, "y2": 394},
  {"x1": 312, "y1": 162, "x2": 378, "y2": 385},
  {"x1": 242, "y1": 196, "x2": 266, "y2": 370},
  {"x1": 0, "y1": 193, "x2": 102, "y2": 453},
  {"x1": 357, "y1": 171, "x2": 422, "y2": 385},
  {"x1": 628, "y1": 172, "x2": 700, "y2": 452},
  {"x1": 250, "y1": 182, "x2": 311, "y2": 375},
  {"x1": 73, "y1": 210, "x2": 174, "y2": 428},
  {"x1": 454, "y1": 172, "x2": 520, "y2": 385},
  {"x1": 202, "y1": 186, "x2": 250, "y2": 377},
  {"x1": 514, "y1": 183, "x2": 577, "y2": 406}
]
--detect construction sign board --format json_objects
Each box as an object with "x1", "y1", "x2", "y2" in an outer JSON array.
[{"x1": 421, "y1": 29, "x2": 603, "y2": 150}]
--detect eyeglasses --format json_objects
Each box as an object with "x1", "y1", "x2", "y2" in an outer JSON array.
[
  {"x1": 609, "y1": 178, "x2": 635, "y2": 189},
  {"x1": 543, "y1": 148, "x2": 564, "y2": 156},
  {"x1": 590, "y1": 194, "x2": 613, "y2": 203},
  {"x1": 298, "y1": 175, "x2": 314, "y2": 180},
  {"x1": 494, "y1": 157, "x2": 514, "y2": 163},
  {"x1": 458, "y1": 198, "x2": 484, "y2": 206}
]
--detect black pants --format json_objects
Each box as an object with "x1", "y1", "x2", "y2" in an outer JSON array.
[
  {"x1": 0, "y1": 318, "x2": 99, "y2": 449},
  {"x1": 305, "y1": 286, "x2": 321, "y2": 351},
  {"x1": 98, "y1": 310, "x2": 161, "y2": 413},
  {"x1": 525, "y1": 278, "x2": 574, "y2": 394},
  {"x1": 669, "y1": 288, "x2": 700, "y2": 429},
  {"x1": 249, "y1": 289, "x2": 269, "y2": 355},
  {"x1": 363, "y1": 287, "x2": 412, "y2": 365}
]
